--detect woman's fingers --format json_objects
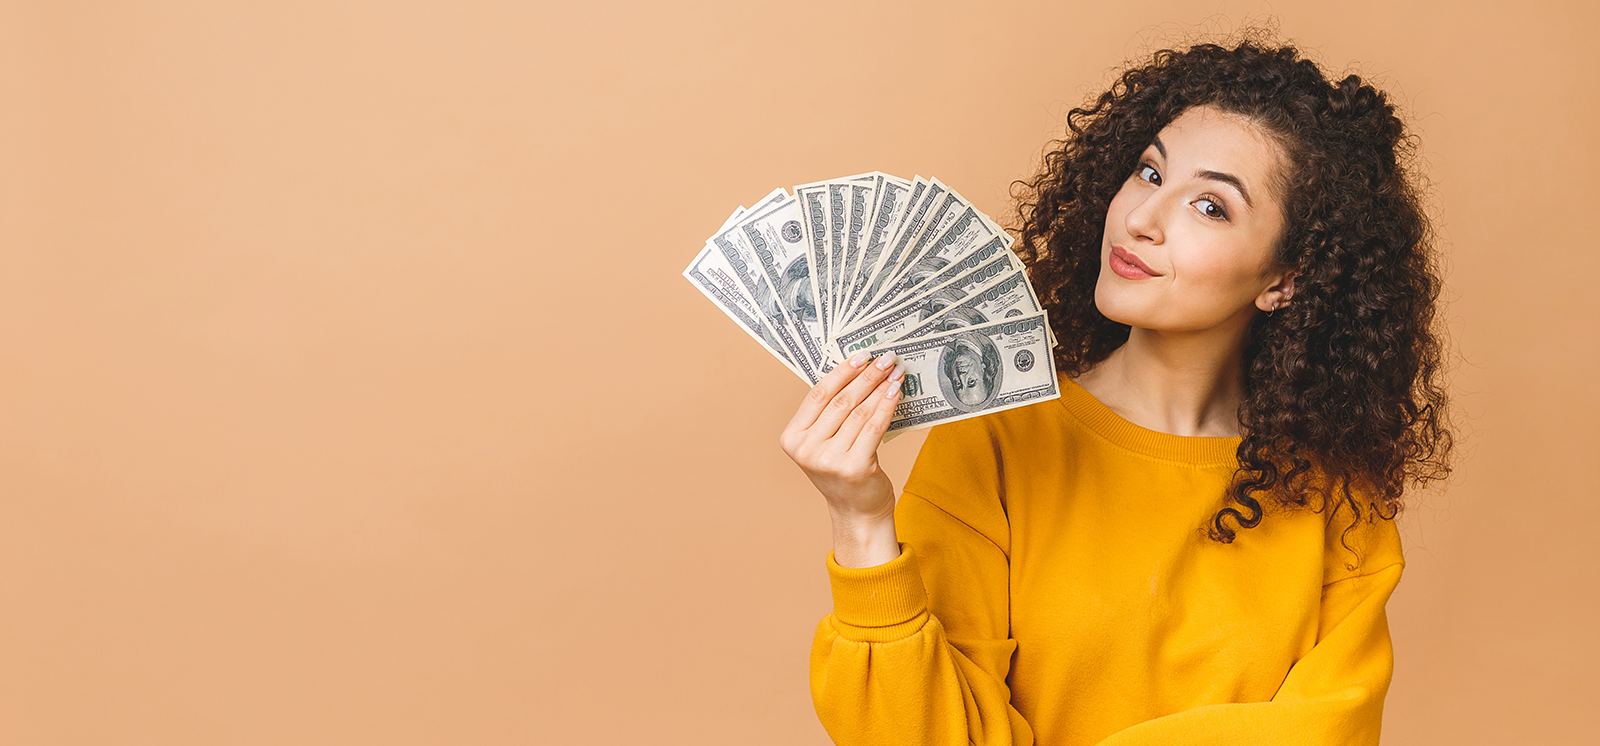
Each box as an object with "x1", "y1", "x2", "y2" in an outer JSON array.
[
  {"x1": 784, "y1": 351, "x2": 873, "y2": 434},
  {"x1": 849, "y1": 365, "x2": 904, "y2": 456},
  {"x1": 807, "y1": 353, "x2": 896, "y2": 441},
  {"x1": 832, "y1": 363, "x2": 908, "y2": 448}
]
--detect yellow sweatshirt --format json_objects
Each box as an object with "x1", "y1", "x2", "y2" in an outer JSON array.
[{"x1": 811, "y1": 375, "x2": 1403, "y2": 745}]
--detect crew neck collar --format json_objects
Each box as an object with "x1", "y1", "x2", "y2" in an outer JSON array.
[{"x1": 1055, "y1": 374, "x2": 1241, "y2": 466}]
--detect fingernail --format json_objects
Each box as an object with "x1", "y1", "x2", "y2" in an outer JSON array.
[
  {"x1": 886, "y1": 382, "x2": 901, "y2": 399},
  {"x1": 889, "y1": 363, "x2": 905, "y2": 382},
  {"x1": 875, "y1": 352, "x2": 897, "y2": 370},
  {"x1": 849, "y1": 352, "x2": 869, "y2": 367}
]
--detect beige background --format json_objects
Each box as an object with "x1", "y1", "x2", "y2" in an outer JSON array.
[{"x1": 1, "y1": 1, "x2": 1595, "y2": 743}]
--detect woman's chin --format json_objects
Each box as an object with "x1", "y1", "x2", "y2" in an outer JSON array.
[{"x1": 1092, "y1": 289, "x2": 1151, "y2": 329}]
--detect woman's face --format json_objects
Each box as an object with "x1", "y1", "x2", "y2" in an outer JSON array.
[{"x1": 1095, "y1": 105, "x2": 1293, "y2": 332}]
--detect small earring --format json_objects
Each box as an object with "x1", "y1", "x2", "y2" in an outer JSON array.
[{"x1": 1266, "y1": 307, "x2": 1275, "y2": 318}]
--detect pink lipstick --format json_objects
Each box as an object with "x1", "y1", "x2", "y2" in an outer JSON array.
[{"x1": 1109, "y1": 246, "x2": 1161, "y2": 280}]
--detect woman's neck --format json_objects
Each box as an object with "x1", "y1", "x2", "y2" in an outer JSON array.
[{"x1": 1072, "y1": 324, "x2": 1249, "y2": 438}]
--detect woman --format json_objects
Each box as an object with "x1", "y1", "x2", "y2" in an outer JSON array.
[{"x1": 779, "y1": 39, "x2": 1451, "y2": 745}]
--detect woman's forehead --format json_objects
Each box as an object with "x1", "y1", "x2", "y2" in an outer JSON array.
[{"x1": 1152, "y1": 106, "x2": 1287, "y2": 196}]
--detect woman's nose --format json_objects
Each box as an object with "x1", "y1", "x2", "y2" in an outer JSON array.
[{"x1": 1124, "y1": 190, "x2": 1166, "y2": 245}]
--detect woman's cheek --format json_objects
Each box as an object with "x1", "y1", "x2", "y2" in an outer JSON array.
[{"x1": 1092, "y1": 271, "x2": 1153, "y2": 327}]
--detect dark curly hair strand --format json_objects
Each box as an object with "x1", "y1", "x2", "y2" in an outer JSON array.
[{"x1": 1012, "y1": 39, "x2": 1453, "y2": 542}]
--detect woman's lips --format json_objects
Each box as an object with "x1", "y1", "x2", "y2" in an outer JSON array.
[{"x1": 1109, "y1": 246, "x2": 1161, "y2": 280}]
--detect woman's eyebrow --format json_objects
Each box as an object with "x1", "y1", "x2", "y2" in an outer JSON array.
[
  {"x1": 1149, "y1": 135, "x2": 1253, "y2": 208},
  {"x1": 1196, "y1": 169, "x2": 1254, "y2": 208}
]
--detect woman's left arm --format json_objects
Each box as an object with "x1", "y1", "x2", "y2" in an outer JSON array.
[{"x1": 1094, "y1": 520, "x2": 1405, "y2": 746}]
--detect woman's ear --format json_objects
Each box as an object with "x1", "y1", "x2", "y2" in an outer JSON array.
[{"x1": 1256, "y1": 268, "x2": 1298, "y2": 313}]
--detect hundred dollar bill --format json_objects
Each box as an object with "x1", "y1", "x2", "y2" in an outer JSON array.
[
  {"x1": 717, "y1": 205, "x2": 747, "y2": 233},
  {"x1": 894, "y1": 269, "x2": 1041, "y2": 342},
  {"x1": 865, "y1": 237, "x2": 1054, "y2": 349},
  {"x1": 794, "y1": 183, "x2": 834, "y2": 343},
  {"x1": 881, "y1": 187, "x2": 966, "y2": 279},
  {"x1": 802, "y1": 174, "x2": 878, "y2": 329},
  {"x1": 842, "y1": 173, "x2": 912, "y2": 317},
  {"x1": 683, "y1": 243, "x2": 808, "y2": 382},
  {"x1": 838, "y1": 177, "x2": 878, "y2": 320},
  {"x1": 847, "y1": 177, "x2": 945, "y2": 326},
  {"x1": 848, "y1": 234, "x2": 1014, "y2": 328},
  {"x1": 743, "y1": 187, "x2": 791, "y2": 221},
  {"x1": 825, "y1": 180, "x2": 866, "y2": 324},
  {"x1": 865, "y1": 200, "x2": 1010, "y2": 317},
  {"x1": 831, "y1": 253, "x2": 1029, "y2": 358},
  {"x1": 736, "y1": 195, "x2": 835, "y2": 377},
  {"x1": 872, "y1": 312, "x2": 1060, "y2": 433},
  {"x1": 838, "y1": 174, "x2": 886, "y2": 314},
  {"x1": 708, "y1": 197, "x2": 822, "y2": 383}
]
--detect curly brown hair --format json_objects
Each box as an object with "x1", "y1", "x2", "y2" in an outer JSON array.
[{"x1": 1012, "y1": 39, "x2": 1453, "y2": 542}]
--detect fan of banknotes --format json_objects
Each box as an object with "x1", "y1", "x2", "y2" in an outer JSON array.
[{"x1": 684, "y1": 172, "x2": 1061, "y2": 433}]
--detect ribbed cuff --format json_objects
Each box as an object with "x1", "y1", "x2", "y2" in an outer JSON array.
[{"x1": 825, "y1": 544, "x2": 930, "y2": 642}]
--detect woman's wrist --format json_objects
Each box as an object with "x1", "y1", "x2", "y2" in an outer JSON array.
[{"x1": 829, "y1": 508, "x2": 900, "y2": 568}]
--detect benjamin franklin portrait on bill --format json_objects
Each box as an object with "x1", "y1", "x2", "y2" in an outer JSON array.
[
  {"x1": 777, "y1": 255, "x2": 816, "y2": 324},
  {"x1": 937, "y1": 333, "x2": 1002, "y2": 411}
]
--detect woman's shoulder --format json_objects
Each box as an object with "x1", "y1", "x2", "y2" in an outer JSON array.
[
  {"x1": 915, "y1": 394, "x2": 1076, "y2": 463},
  {"x1": 928, "y1": 374, "x2": 1095, "y2": 445},
  {"x1": 1317, "y1": 503, "x2": 1405, "y2": 585},
  {"x1": 902, "y1": 390, "x2": 1092, "y2": 515}
]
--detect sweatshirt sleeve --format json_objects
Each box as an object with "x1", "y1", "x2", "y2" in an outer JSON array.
[
  {"x1": 809, "y1": 420, "x2": 1033, "y2": 746},
  {"x1": 1092, "y1": 517, "x2": 1405, "y2": 746}
]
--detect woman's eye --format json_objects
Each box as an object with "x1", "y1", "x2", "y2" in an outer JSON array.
[
  {"x1": 1136, "y1": 164, "x2": 1161, "y2": 185},
  {"x1": 1195, "y1": 198, "x2": 1227, "y2": 220}
]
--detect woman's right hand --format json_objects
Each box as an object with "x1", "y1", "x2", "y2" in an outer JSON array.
[{"x1": 779, "y1": 351, "x2": 905, "y2": 568}]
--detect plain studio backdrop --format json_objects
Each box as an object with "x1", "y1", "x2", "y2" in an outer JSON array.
[{"x1": 1, "y1": 1, "x2": 1596, "y2": 744}]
